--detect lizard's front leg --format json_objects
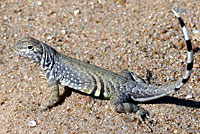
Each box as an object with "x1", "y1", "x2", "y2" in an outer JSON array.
[{"x1": 40, "y1": 80, "x2": 60, "y2": 111}]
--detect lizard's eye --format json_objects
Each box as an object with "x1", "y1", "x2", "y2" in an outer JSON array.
[{"x1": 27, "y1": 45, "x2": 33, "y2": 49}]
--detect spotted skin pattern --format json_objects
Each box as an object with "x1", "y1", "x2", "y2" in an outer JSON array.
[{"x1": 14, "y1": 10, "x2": 193, "y2": 120}]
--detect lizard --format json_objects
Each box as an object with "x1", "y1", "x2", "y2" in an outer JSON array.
[{"x1": 14, "y1": 10, "x2": 193, "y2": 121}]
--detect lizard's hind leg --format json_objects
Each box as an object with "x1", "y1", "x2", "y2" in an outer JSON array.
[
  {"x1": 110, "y1": 92, "x2": 155, "y2": 131},
  {"x1": 110, "y1": 92, "x2": 148, "y2": 119}
]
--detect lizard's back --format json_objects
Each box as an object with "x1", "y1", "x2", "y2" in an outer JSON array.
[{"x1": 56, "y1": 53, "x2": 129, "y2": 99}]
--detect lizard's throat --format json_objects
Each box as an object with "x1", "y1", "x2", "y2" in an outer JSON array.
[{"x1": 40, "y1": 45, "x2": 55, "y2": 71}]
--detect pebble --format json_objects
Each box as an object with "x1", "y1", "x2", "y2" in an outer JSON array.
[
  {"x1": 81, "y1": 96, "x2": 92, "y2": 103},
  {"x1": 193, "y1": 30, "x2": 200, "y2": 34},
  {"x1": 74, "y1": 9, "x2": 81, "y2": 15},
  {"x1": 29, "y1": 120, "x2": 37, "y2": 127},
  {"x1": 185, "y1": 94, "x2": 193, "y2": 99},
  {"x1": 47, "y1": 36, "x2": 53, "y2": 40},
  {"x1": 37, "y1": 1, "x2": 42, "y2": 6},
  {"x1": 193, "y1": 64, "x2": 200, "y2": 68},
  {"x1": 61, "y1": 29, "x2": 67, "y2": 35},
  {"x1": 193, "y1": 29, "x2": 200, "y2": 41},
  {"x1": 122, "y1": 126, "x2": 129, "y2": 131}
]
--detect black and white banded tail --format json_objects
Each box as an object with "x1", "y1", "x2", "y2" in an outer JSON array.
[
  {"x1": 172, "y1": 9, "x2": 193, "y2": 91},
  {"x1": 132, "y1": 10, "x2": 194, "y2": 102}
]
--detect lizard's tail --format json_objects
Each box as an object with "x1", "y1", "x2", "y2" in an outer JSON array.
[
  {"x1": 171, "y1": 9, "x2": 193, "y2": 91},
  {"x1": 132, "y1": 10, "x2": 193, "y2": 102}
]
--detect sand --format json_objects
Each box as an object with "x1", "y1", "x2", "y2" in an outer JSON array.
[{"x1": 0, "y1": 0, "x2": 199, "y2": 133}]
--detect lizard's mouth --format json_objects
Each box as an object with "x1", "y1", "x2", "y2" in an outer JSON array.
[
  {"x1": 16, "y1": 54, "x2": 37, "y2": 64},
  {"x1": 15, "y1": 51, "x2": 26, "y2": 57},
  {"x1": 14, "y1": 49, "x2": 35, "y2": 62},
  {"x1": 13, "y1": 47, "x2": 24, "y2": 56},
  {"x1": 14, "y1": 46, "x2": 30, "y2": 57}
]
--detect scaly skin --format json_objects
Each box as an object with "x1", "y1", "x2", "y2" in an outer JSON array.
[{"x1": 14, "y1": 10, "x2": 193, "y2": 121}]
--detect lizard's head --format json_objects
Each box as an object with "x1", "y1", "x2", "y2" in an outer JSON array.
[{"x1": 14, "y1": 37, "x2": 43, "y2": 63}]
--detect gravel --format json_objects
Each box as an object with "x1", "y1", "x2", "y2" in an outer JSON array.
[{"x1": 0, "y1": 0, "x2": 199, "y2": 133}]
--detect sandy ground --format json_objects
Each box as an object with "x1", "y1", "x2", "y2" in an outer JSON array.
[{"x1": 0, "y1": 0, "x2": 200, "y2": 133}]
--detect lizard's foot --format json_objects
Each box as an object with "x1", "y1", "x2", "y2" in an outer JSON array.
[
  {"x1": 24, "y1": 105, "x2": 44, "y2": 114},
  {"x1": 27, "y1": 104, "x2": 50, "y2": 114},
  {"x1": 134, "y1": 107, "x2": 149, "y2": 121},
  {"x1": 39, "y1": 96, "x2": 60, "y2": 112},
  {"x1": 28, "y1": 103, "x2": 52, "y2": 113},
  {"x1": 133, "y1": 108, "x2": 156, "y2": 132},
  {"x1": 32, "y1": 107, "x2": 44, "y2": 114}
]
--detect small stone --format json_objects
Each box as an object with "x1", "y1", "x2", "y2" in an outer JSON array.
[
  {"x1": 37, "y1": 1, "x2": 42, "y2": 6},
  {"x1": 122, "y1": 126, "x2": 129, "y2": 130},
  {"x1": 74, "y1": 9, "x2": 81, "y2": 15},
  {"x1": 127, "y1": 49, "x2": 131, "y2": 53},
  {"x1": 193, "y1": 30, "x2": 200, "y2": 41},
  {"x1": 81, "y1": 96, "x2": 91, "y2": 103},
  {"x1": 136, "y1": 66, "x2": 141, "y2": 70},
  {"x1": 98, "y1": 0, "x2": 102, "y2": 3},
  {"x1": 185, "y1": 94, "x2": 193, "y2": 99},
  {"x1": 148, "y1": 15, "x2": 153, "y2": 19},
  {"x1": 29, "y1": 23, "x2": 34, "y2": 27},
  {"x1": 88, "y1": 54, "x2": 94, "y2": 60},
  {"x1": 193, "y1": 64, "x2": 200, "y2": 68},
  {"x1": 61, "y1": 29, "x2": 66, "y2": 35},
  {"x1": 47, "y1": 36, "x2": 53, "y2": 40},
  {"x1": 3, "y1": 15, "x2": 8, "y2": 20},
  {"x1": 29, "y1": 120, "x2": 37, "y2": 127},
  {"x1": 173, "y1": 129, "x2": 178, "y2": 133},
  {"x1": 193, "y1": 30, "x2": 200, "y2": 34},
  {"x1": 161, "y1": 35, "x2": 169, "y2": 41}
]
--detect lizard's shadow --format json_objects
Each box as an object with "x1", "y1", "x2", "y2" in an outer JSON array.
[
  {"x1": 139, "y1": 96, "x2": 200, "y2": 108},
  {"x1": 56, "y1": 86, "x2": 200, "y2": 109},
  {"x1": 140, "y1": 47, "x2": 200, "y2": 108},
  {"x1": 55, "y1": 87, "x2": 73, "y2": 106}
]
